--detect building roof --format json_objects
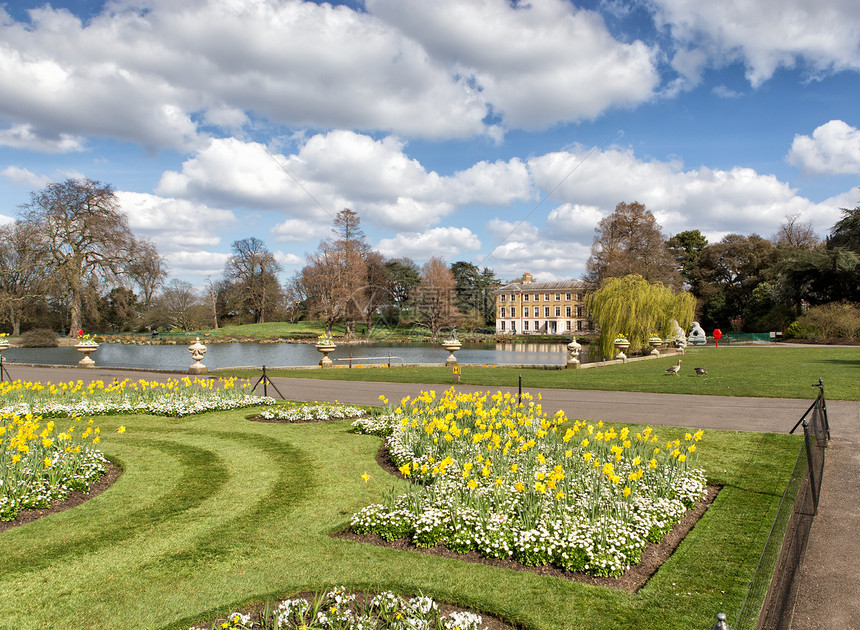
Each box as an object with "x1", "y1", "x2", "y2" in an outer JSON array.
[{"x1": 495, "y1": 280, "x2": 586, "y2": 293}]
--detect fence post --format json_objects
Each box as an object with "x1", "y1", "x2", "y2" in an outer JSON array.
[
  {"x1": 709, "y1": 613, "x2": 733, "y2": 630},
  {"x1": 802, "y1": 418, "x2": 819, "y2": 514}
]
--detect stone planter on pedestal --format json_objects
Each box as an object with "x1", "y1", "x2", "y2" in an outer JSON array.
[
  {"x1": 188, "y1": 337, "x2": 207, "y2": 374},
  {"x1": 648, "y1": 336, "x2": 663, "y2": 356},
  {"x1": 613, "y1": 339, "x2": 630, "y2": 362},
  {"x1": 567, "y1": 337, "x2": 582, "y2": 368},
  {"x1": 76, "y1": 343, "x2": 99, "y2": 367},
  {"x1": 441, "y1": 339, "x2": 461, "y2": 366},
  {"x1": 316, "y1": 343, "x2": 336, "y2": 367}
]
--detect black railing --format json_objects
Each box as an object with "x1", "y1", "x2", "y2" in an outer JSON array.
[{"x1": 727, "y1": 379, "x2": 829, "y2": 630}]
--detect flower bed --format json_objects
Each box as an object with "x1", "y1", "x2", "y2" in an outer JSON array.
[
  {"x1": 351, "y1": 389, "x2": 706, "y2": 577},
  {"x1": 257, "y1": 402, "x2": 366, "y2": 423},
  {"x1": 188, "y1": 586, "x2": 488, "y2": 630},
  {"x1": 0, "y1": 411, "x2": 113, "y2": 521},
  {"x1": 0, "y1": 377, "x2": 273, "y2": 418}
]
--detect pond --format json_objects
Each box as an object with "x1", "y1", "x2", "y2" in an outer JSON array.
[{"x1": 1, "y1": 341, "x2": 596, "y2": 371}]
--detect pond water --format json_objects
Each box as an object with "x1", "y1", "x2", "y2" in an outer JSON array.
[{"x1": 1, "y1": 341, "x2": 595, "y2": 371}]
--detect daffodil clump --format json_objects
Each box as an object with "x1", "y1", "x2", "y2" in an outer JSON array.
[
  {"x1": 189, "y1": 586, "x2": 486, "y2": 629},
  {"x1": 0, "y1": 377, "x2": 273, "y2": 418},
  {"x1": 258, "y1": 403, "x2": 365, "y2": 422},
  {"x1": 0, "y1": 411, "x2": 120, "y2": 521},
  {"x1": 351, "y1": 389, "x2": 706, "y2": 577}
]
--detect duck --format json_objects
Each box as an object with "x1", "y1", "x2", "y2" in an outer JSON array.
[
  {"x1": 665, "y1": 359, "x2": 681, "y2": 375},
  {"x1": 694, "y1": 367, "x2": 708, "y2": 376}
]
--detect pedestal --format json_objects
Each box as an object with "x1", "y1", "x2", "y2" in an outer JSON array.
[{"x1": 76, "y1": 344, "x2": 98, "y2": 367}]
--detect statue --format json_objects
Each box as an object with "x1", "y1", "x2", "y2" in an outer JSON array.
[
  {"x1": 669, "y1": 319, "x2": 687, "y2": 350},
  {"x1": 450, "y1": 327, "x2": 458, "y2": 340},
  {"x1": 688, "y1": 321, "x2": 706, "y2": 345}
]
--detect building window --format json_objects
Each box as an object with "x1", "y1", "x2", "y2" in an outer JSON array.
[
  {"x1": 524, "y1": 321, "x2": 529, "y2": 331},
  {"x1": 555, "y1": 293, "x2": 560, "y2": 301},
  {"x1": 544, "y1": 293, "x2": 550, "y2": 301},
  {"x1": 500, "y1": 294, "x2": 506, "y2": 302},
  {"x1": 576, "y1": 305, "x2": 583, "y2": 317},
  {"x1": 566, "y1": 320, "x2": 571, "y2": 331},
  {"x1": 511, "y1": 321, "x2": 516, "y2": 333},
  {"x1": 565, "y1": 293, "x2": 571, "y2": 300},
  {"x1": 577, "y1": 320, "x2": 583, "y2": 331},
  {"x1": 565, "y1": 306, "x2": 571, "y2": 317},
  {"x1": 500, "y1": 320, "x2": 505, "y2": 331},
  {"x1": 510, "y1": 307, "x2": 516, "y2": 317},
  {"x1": 577, "y1": 293, "x2": 583, "y2": 301},
  {"x1": 523, "y1": 294, "x2": 529, "y2": 301},
  {"x1": 554, "y1": 306, "x2": 561, "y2": 317},
  {"x1": 500, "y1": 307, "x2": 505, "y2": 318},
  {"x1": 544, "y1": 306, "x2": 550, "y2": 317},
  {"x1": 534, "y1": 294, "x2": 539, "y2": 301}
]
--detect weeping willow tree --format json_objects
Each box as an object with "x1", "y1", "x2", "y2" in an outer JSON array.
[{"x1": 586, "y1": 274, "x2": 696, "y2": 359}]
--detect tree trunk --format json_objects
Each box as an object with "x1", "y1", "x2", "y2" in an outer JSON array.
[{"x1": 68, "y1": 289, "x2": 82, "y2": 336}]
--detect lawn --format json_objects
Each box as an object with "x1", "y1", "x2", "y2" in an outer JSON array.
[
  {"x1": 0, "y1": 401, "x2": 801, "y2": 630},
  {"x1": 217, "y1": 346, "x2": 860, "y2": 401}
]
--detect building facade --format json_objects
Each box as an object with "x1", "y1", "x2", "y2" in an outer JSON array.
[{"x1": 494, "y1": 273, "x2": 592, "y2": 335}]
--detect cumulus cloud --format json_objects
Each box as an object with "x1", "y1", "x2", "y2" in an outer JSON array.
[
  {"x1": 270, "y1": 218, "x2": 331, "y2": 243},
  {"x1": 116, "y1": 191, "x2": 237, "y2": 253},
  {"x1": 652, "y1": 0, "x2": 860, "y2": 87},
  {"x1": 368, "y1": 0, "x2": 659, "y2": 128},
  {"x1": 1, "y1": 165, "x2": 51, "y2": 188},
  {"x1": 165, "y1": 250, "x2": 231, "y2": 278},
  {"x1": 0, "y1": 124, "x2": 86, "y2": 153},
  {"x1": 526, "y1": 145, "x2": 833, "y2": 238},
  {"x1": 0, "y1": 0, "x2": 663, "y2": 152},
  {"x1": 158, "y1": 132, "x2": 532, "y2": 230},
  {"x1": 376, "y1": 227, "x2": 481, "y2": 260},
  {"x1": 787, "y1": 120, "x2": 860, "y2": 175}
]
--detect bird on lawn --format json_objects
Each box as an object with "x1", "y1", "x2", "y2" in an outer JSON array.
[
  {"x1": 694, "y1": 367, "x2": 708, "y2": 376},
  {"x1": 665, "y1": 359, "x2": 681, "y2": 375}
]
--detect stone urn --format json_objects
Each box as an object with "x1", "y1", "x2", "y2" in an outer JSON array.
[
  {"x1": 188, "y1": 337, "x2": 207, "y2": 374},
  {"x1": 648, "y1": 336, "x2": 663, "y2": 356},
  {"x1": 75, "y1": 342, "x2": 99, "y2": 367},
  {"x1": 567, "y1": 337, "x2": 582, "y2": 369},
  {"x1": 316, "y1": 340, "x2": 336, "y2": 367},
  {"x1": 613, "y1": 338, "x2": 630, "y2": 362},
  {"x1": 441, "y1": 338, "x2": 462, "y2": 366}
]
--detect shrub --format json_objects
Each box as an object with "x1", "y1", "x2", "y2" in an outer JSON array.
[
  {"x1": 798, "y1": 302, "x2": 860, "y2": 341},
  {"x1": 20, "y1": 328, "x2": 59, "y2": 348}
]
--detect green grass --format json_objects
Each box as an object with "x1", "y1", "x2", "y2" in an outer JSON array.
[
  {"x1": 0, "y1": 406, "x2": 801, "y2": 630},
  {"x1": 216, "y1": 346, "x2": 860, "y2": 401}
]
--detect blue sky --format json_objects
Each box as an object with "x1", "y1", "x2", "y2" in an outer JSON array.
[{"x1": 2, "y1": 0, "x2": 859, "y2": 288}]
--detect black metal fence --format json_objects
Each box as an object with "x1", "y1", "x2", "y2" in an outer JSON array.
[{"x1": 727, "y1": 379, "x2": 829, "y2": 630}]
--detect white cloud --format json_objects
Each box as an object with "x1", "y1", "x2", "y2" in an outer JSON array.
[
  {"x1": 165, "y1": 250, "x2": 232, "y2": 278},
  {"x1": 376, "y1": 227, "x2": 481, "y2": 260},
  {"x1": 274, "y1": 251, "x2": 303, "y2": 267},
  {"x1": 1, "y1": 165, "x2": 51, "y2": 188},
  {"x1": 270, "y1": 218, "x2": 331, "y2": 243},
  {"x1": 0, "y1": 0, "x2": 664, "y2": 152},
  {"x1": 527, "y1": 145, "x2": 832, "y2": 238},
  {"x1": 158, "y1": 132, "x2": 532, "y2": 230},
  {"x1": 116, "y1": 191, "x2": 236, "y2": 254},
  {"x1": 652, "y1": 0, "x2": 860, "y2": 87},
  {"x1": 0, "y1": 124, "x2": 86, "y2": 153},
  {"x1": 369, "y1": 0, "x2": 659, "y2": 128},
  {"x1": 787, "y1": 120, "x2": 860, "y2": 175}
]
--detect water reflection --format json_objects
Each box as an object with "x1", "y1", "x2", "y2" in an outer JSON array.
[{"x1": 2, "y1": 341, "x2": 595, "y2": 371}]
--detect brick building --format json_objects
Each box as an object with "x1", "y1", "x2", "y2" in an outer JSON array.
[{"x1": 494, "y1": 273, "x2": 592, "y2": 335}]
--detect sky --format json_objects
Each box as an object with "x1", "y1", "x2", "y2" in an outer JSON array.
[{"x1": 2, "y1": 0, "x2": 860, "y2": 289}]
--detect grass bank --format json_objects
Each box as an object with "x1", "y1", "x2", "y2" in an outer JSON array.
[
  {"x1": 217, "y1": 346, "x2": 860, "y2": 401},
  {"x1": 0, "y1": 405, "x2": 800, "y2": 630}
]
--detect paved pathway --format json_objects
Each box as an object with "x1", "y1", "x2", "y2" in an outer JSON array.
[{"x1": 4, "y1": 364, "x2": 858, "y2": 629}]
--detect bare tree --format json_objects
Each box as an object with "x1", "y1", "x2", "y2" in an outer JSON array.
[
  {"x1": 149, "y1": 279, "x2": 204, "y2": 331},
  {"x1": 774, "y1": 213, "x2": 819, "y2": 250},
  {"x1": 20, "y1": 178, "x2": 139, "y2": 336},
  {"x1": 126, "y1": 239, "x2": 168, "y2": 309},
  {"x1": 223, "y1": 237, "x2": 282, "y2": 323},
  {"x1": 0, "y1": 221, "x2": 50, "y2": 335},
  {"x1": 415, "y1": 257, "x2": 459, "y2": 338},
  {"x1": 585, "y1": 201, "x2": 681, "y2": 290}
]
